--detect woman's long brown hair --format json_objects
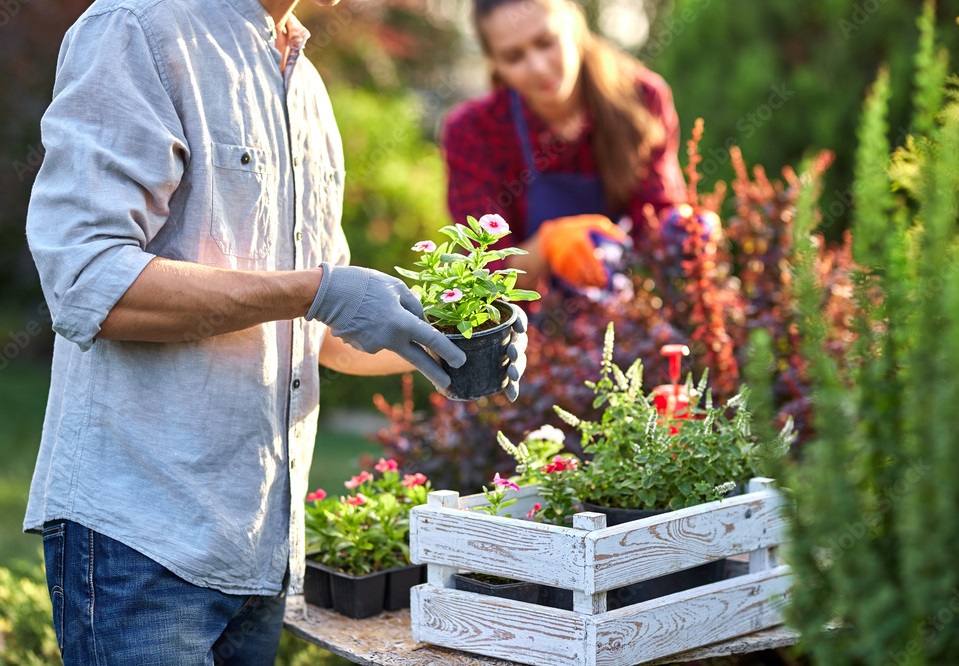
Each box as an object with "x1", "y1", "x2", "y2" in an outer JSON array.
[{"x1": 473, "y1": 0, "x2": 665, "y2": 213}]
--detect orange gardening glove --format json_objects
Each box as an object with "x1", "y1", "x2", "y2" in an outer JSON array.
[{"x1": 538, "y1": 214, "x2": 628, "y2": 288}]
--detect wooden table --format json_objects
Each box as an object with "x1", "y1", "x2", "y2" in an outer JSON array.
[{"x1": 284, "y1": 595, "x2": 799, "y2": 666}]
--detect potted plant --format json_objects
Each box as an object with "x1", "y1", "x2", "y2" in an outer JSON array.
[
  {"x1": 303, "y1": 459, "x2": 431, "y2": 618},
  {"x1": 396, "y1": 214, "x2": 540, "y2": 400},
  {"x1": 550, "y1": 322, "x2": 791, "y2": 607},
  {"x1": 451, "y1": 472, "x2": 541, "y2": 604},
  {"x1": 491, "y1": 324, "x2": 791, "y2": 609}
]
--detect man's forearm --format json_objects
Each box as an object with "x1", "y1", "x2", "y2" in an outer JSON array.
[{"x1": 98, "y1": 257, "x2": 322, "y2": 343}]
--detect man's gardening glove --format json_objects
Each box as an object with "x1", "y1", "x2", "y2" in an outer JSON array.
[
  {"x1": 306, "y1": 263, "x2": 467, "y2": 390},
  {"x1": 538, "y1": 214, "x2": 629, "y2": 289},
  {"x1": 504, "y1": 305, "x2": 528, "y2": 402}
]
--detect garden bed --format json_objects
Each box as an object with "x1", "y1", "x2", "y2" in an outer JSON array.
[{"x1": 409, "y1": 478, "x2": 790, "y2": 666}]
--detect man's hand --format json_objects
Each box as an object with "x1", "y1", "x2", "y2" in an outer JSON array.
[
  {"x1": 307, "y1": 263, "x2": 466, "y2": 389},
  {"x1": 538, "y1": 214, "x2": 628, "y2": 288},
  {"x1": 504, "y1": 305, "x2": 528, "y2": 402}
]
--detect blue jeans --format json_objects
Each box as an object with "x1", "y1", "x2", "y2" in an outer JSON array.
[{"x1": 42, "y1": 520, "x2": 287, "y2": 665}]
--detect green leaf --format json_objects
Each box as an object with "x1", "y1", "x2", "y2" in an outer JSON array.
[
  {"x1": 504, "y1": 289, "x2": 541, "y2": 302},
  {"x1": 394, "y1": 266, "x2": 421, "y2": 280},
  {"x1": 457, "y1": 320, "x2": 473, "y2": 337}
]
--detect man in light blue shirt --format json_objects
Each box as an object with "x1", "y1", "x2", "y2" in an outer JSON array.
[{"x1": 24, "y1": 0, "x2": 526, "y2": 661}]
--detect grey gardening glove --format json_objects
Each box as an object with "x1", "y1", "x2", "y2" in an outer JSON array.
[
  {"x1": 306, "y1": 263, "x2": 466, "y2": 389},
  {"x1": 504, "y1": 306, "x2": 528, "y2": 402}
]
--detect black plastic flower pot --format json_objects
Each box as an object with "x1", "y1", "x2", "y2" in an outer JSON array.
[
  {"x1": 383, "y1": 563, "x2": 426, "y2": 611},
  {"x1": 538, "y1": 584, "x2": 574, "y2": 610},
  {"x1": 434, "y1": 303, "x2": 518, "y2": 402},
  {"x1": 452, "y1": 573, "x2": 540, "y2": 604},
  {"x1": 328, "y1": 568, "x2": 388, "y2": 619},
  {"x1": 580, "y1": 501, "x2": 727, "y2": 610},
  {"x1": 303, "y1": 557, "x2": 333, "y2": 609}
]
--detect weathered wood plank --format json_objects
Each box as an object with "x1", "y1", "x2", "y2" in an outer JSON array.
[
  {"x1": 589, "y1": 491, "x2": 787, "y2": 592},
  {"x1": 593, "y1": 566, "x2": 793, "y2": 666},
  {"x1": 411, "y1": 505, "x2": 588, "y2": 588},
  {"x1": 285, "y1": 595, "x2": 799, "y2": 666},
  {"x1": 411, "y1": 585, "x2": 591, "y2": 666},
  {"x1": 285, "y1": 596, "x2": 517, "y2": 666}
]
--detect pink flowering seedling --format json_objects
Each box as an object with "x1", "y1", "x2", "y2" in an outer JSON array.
[
  {"x1": 396, "y1": 214, "x2": 540, "y2": 338},
  {"x1": 475, "y1": 472, "x2": 520, "y2": 517}
]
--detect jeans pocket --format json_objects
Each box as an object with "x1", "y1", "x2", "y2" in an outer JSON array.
[
  {"x1": 42, "y1": 521, "x2": 66, "y2": 653},
  {"x1": 210, "y1": 141, "x2": 278, "y2": 260}
]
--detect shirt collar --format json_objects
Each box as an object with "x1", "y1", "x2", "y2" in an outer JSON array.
[{"x1": 223, "y1": 0, "x2": 278, "y2": 40}]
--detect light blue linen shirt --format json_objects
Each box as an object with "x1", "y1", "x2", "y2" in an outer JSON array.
[{"x1": 24, "y1": 0, "x2": 349, "y2": 596}]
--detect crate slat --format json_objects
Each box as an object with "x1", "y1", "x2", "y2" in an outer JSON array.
[
  {"x1": 411, "y1": 585, "x2": 593, "y2": 666},
  {"x1": 588, "y1": 491, "x2": 787, "y2": 592},
  {"x1": 411, "y1": 506, "x2": 588, "y2": 588},
  {"x1": 594, "y1": 566, "x2": 792, "y2": 665}
]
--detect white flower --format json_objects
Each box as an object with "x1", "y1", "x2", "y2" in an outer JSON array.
[
  {"x1": 526, "y1": 424, "x2": 565, "y2": 443},
  {"x1": 440, "y1": 288, "x2": 463, "y2": 303},
  {"x1": 411, "y1": 240, "x2": 436, "y2": 252},
  {"x1": 478, "y1": 214, "x2": 509, "y2": 236}
]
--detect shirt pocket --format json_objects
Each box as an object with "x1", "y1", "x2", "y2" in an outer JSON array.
[{"x1": 210, "y1": 142, "x2": 278, "y2": 260}]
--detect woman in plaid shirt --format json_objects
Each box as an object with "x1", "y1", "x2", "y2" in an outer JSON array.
[{"x1": 441, "y1": 0, "x2": 687, "y2": 292}]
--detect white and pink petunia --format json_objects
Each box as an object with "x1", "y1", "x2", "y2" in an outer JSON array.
[
  {"x1": 478, "y1": 214, "x2": 509, "y2": 236},
  {"x1": 411, "y1": 240, "x2": 436, "y2": 252},
  {"x1": 440, "y1": 288, "x2": 463, "y2": 303}
]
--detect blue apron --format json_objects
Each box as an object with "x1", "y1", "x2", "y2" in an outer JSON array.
[{"x1": 509, "y1": 89, "x2": 609, "y2": 233}]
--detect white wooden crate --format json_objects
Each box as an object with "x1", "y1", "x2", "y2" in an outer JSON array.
[{"x1": 410, "y1": 478, "x2": 791, "y2": 666}]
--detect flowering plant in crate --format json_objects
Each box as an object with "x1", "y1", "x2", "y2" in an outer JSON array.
[
  {"x1": 396, "y1": 214, "x2": 540, "y2": 338},
  {"x1": 304, "y1": 458, "x2": 431, "y2": 575},
  {"x1": 556, "y1": 323, "x2": 793, "y2": 512}
]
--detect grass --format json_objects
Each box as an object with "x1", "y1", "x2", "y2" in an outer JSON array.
[{"x1": 0, "y1": 356, "x2": 384, "y2": 665}]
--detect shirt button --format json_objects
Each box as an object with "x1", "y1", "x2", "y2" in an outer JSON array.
[
  {"x1": 240, "y1": 152, "x2": 251, "y2": 165},
  {"x1": 295, "y1": 231, "x2": 303, "y2": 242},
  {"x1": 292, "y1": 379, "x2": 301, "y2": 389},
  {"x1": 290, "y1": 458, "x2": 297, "y2": 470},
  {"x1": 293, "y1": 157, "x2": 301, "y2": 167}
]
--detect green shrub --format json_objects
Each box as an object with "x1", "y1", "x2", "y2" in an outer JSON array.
[
  {"x1": 0, "y1": 559, "x2": 59, "y2": 666},
  {"x1": 782, "y1": 4, "x2": 959, "y2": 661}
]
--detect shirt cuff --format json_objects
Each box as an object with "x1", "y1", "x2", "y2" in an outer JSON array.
[{"x1": 53, "y1": 244, "x2": 156, "y2": 352}]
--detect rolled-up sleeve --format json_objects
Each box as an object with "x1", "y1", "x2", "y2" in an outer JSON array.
[{"x1": 26, "y1": 8, "x2": 188, "y2": 351}]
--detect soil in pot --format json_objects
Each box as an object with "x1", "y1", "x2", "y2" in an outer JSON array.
[
  {"x1": 580, "y1": 501, "x2": 727, "y2": 610},
  {"x1": 384, "y1": 564, "x2": 426, "y2": 611},
  {"x1": 453, "y1": 572, "x2": 540, "y2": 604},
  {"x1": 432, "y1": 303, "x2": 517, "y2": 401}
]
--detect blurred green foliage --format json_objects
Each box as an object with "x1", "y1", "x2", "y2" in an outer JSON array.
[{"x1": 646, "y1": 0, "x2": 959, "y2": 239}]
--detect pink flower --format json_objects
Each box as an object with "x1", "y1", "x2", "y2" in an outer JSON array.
[
  {"x1": 374, "y1": 458, "x2": 398, "y2": 473},
  {"x1": 402, "y1": 472, "x2": 428, "y2": 488},
  {"x1": 412, "y1": 240, "x2": 436, "y2": 253},
  {"x1": 440, "y1": 288, "x2": 463, "y2": 303},
  {"x1": 478, "y1": 214, "x2": 510, "y2": 236},
  {"x1": 306, "y1": 488, "x2": 327, "y2": 502},
  {"x1": 492, "y1": 473, "x2": 520, "y2": 491},
  {"x1": 526, "y1": 503, "x2": 542, "y2": 519},
  {"x1": 345, "y1": 493, "x2": 368, "y2": 506},
  {"x1": 542, "y1": 456, "x2": 579, "y2": 474},
  {"x1": 344, "y1": 471, "x2": 373, "y2": 489}
]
